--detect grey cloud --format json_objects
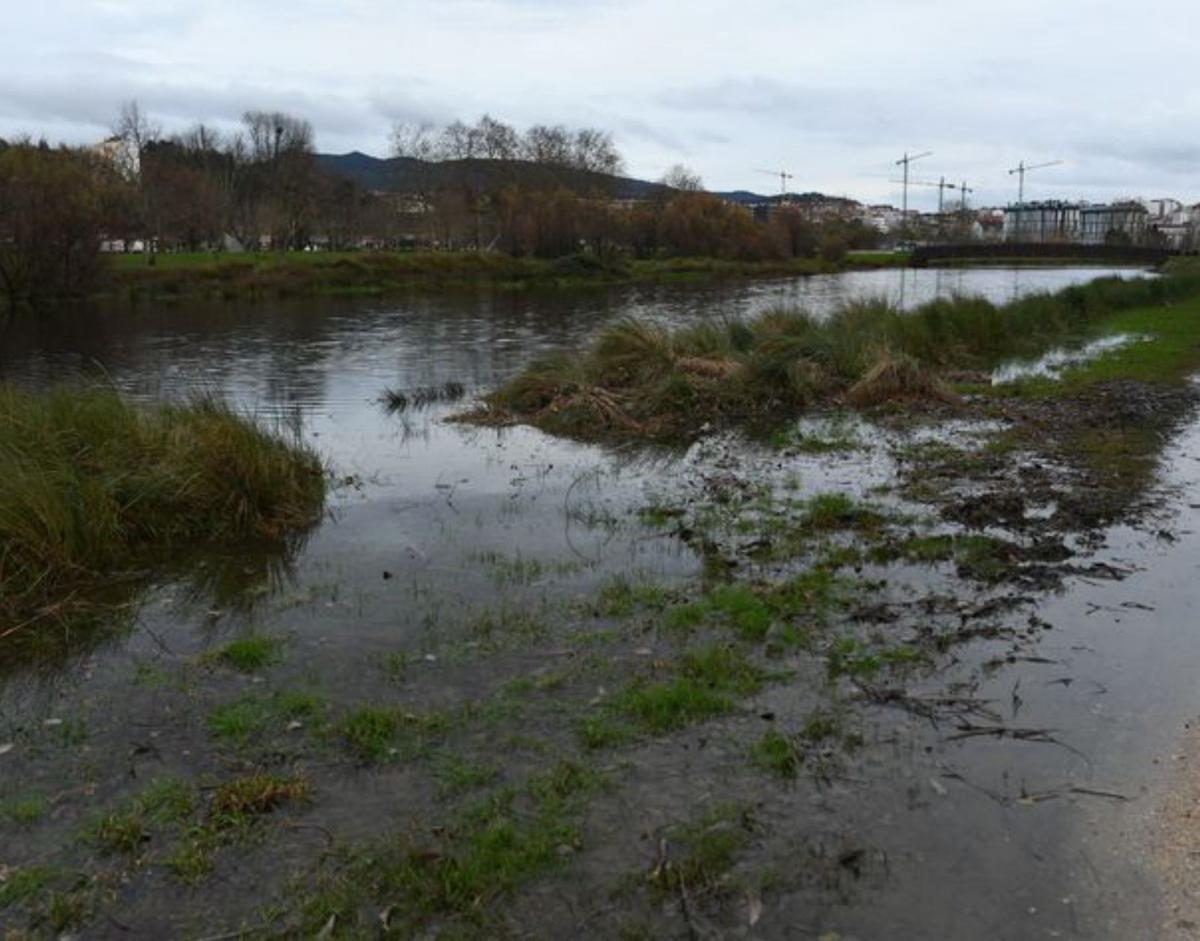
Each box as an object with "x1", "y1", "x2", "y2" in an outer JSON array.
[{"x1": 3, "y1": 0, "x2": 1199, "y2": 202}]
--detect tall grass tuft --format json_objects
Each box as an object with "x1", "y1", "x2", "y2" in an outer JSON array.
[
  {"x1": 0, "y1": 385, "x2": 325, "y2": 632},
  {"x1": 470, "y1": 273, "x2": 1200, "y2": 440}
]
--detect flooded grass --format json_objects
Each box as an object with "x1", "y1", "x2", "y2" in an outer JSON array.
[
  {"x1": 0, "y1": 386, "x2": 325, "y2": 644},
  {"x1": 603, "y1": 645, "x2": 767, "y2": 735},
  {"x1": 380, "y1": 380, "x2": 467, "y2": 414},
  {"x1": 0, "y1": 793, "x2": 48, "y2": 825},
  {"x1": 205, "y1": 632, "x2": 285, "y2": 672},
  {"x1": 336, "y1": 705, "x2": 400, "y2": 763},
  {"x1": 648, "y1": 803, "x2": 754, "y2": 899},
  {"x1": 288, "y1": 759, "x2": 602, "y2": 936},
  {"x1": 463, "y1": 274, "x2": 1200, "y2": 441},
  {"x1": 750, "y1": 728, "x2": 803, "y2": 780}
]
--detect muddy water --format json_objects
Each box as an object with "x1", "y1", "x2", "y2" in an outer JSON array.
[{"x1": 1, "y1": 264, "x2": 1188, "y2": 939}]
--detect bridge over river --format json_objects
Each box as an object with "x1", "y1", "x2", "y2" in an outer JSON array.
[{"x1": 911, "y1": 241, "x2": 1180, "y2": 266}]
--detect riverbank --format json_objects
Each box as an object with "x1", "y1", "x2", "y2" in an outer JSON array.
[{"x1": 97, "y1": 249, "x2": 906, "y2": 303}]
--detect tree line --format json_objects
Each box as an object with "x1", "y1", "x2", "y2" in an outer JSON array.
[{"x1": 0, "y1": 104, "x2": 881, "y2": 309}]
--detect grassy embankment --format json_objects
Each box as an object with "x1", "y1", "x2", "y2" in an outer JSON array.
[
  {"x1": 0, "y1": 387, "x2": 325, "y2": 646},
  {"x1": 466, "y1": 272, "x2": 1200, "y2": 441},
  {"x1": 99, "y1": 249, "x2": 906, "y2": 302}
]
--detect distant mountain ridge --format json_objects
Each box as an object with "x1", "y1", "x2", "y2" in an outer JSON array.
[
  {"x1": 316, "y1": 151, "x2": 860, "y2": 207},
  {"x1": 315, "y1": 151, "x2": 674, "y2": 201}
]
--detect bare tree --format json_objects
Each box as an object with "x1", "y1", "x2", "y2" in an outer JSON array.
[
  {"x1": 176, "y1": 123, "x2": 223, "y2": 154},
  {"x1": 242, "y1": 111, "x2": 313, "y2": 162},
  {"x1": 240, "y1": 111, "x2": 317, "y2": 250},
  {"x1": 111, "y1": 100, "x2": 162, "y2": 255},
  {"x1": 660, "y1": 164, "x2": 703, "y2": 192},
  {"x1": 572, "y1": 128, "x2": 623, "y2": 175},
  {"x1": 111, "y1": 100, "x2": 160, "y2": 181},
  {"x1": 437, "y1": 120, "x2": 479, "y2": 161},
  {"x1": 476, "y1": 114, "x2": 519, "y2": 160},
  {"x1": 390, "y1": 121, "x2": 437, "y2": 161},
  {"x1": 521, "y1": 124, "x2": 572, "y2": 166}
]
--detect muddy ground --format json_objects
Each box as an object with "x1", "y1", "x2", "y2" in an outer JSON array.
[{"x1": 3, "y1": 374, "x2": 1200, "y2": 940}]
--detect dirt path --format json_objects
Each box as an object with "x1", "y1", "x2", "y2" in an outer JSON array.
[{"x1": 1155, "y1": 722, "x2": 1200, "y2": 939}]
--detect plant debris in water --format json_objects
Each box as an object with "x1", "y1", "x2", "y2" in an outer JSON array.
[{"x1": 381, "y1": 381, "x2": 467, "y2": 414}]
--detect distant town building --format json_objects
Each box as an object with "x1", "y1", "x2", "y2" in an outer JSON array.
[
  {"x1": 975, "y1": 210, "x2": 1005, "y2": 242},
  {"x1": 1144, "y1": 198, "x2": 1199, "y2": 249},
  {"x1": 1079, "y1": 202, "x2": 1148, "y2": 245},
  {"x1": 90, "y1": 135, "x2": 136, "y2": 178},
  {"x1": 859, "y1": 204, "x2": 905, "y2": 232},
  {"x1": 1002, "y1": 201, "x2": 1081, "y2": 243}
]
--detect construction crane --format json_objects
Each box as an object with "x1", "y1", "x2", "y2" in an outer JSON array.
[
  {"x1": 891, "y1": 176, "x2": 959, "y2": 214},
  {"x1": 1008, "y1": 159, "x2": 1062, "y2": 207},
  {"x1": 755, "y1": 168, "x2": 794, "y2": 196},
  {"x1": 958, "y1": 181, "x2": 974, "y2": 212},
  {"x1": 894, "y1": 150, "x2": 932, "y2": 219}
]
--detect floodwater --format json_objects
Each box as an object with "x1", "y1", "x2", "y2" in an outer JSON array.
[
  {"x1": 0, "y1": 265, "x2": 1143, "y2": 663},
  {"x1": 0, "y1": 263, "x2": 1191, "y2": 939}
]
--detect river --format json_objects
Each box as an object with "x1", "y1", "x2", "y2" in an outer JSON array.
[{"x1": 2, "y1": 264, "x2": 1192, "y2": 939}]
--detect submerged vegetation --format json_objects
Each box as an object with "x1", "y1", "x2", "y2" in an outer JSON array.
[
  {"x1": 0, "y1": 385, "x2": 325, "y2": 640},
  {"x1": 466, "y1": 273, "x2": 1200, "y2": 440}
]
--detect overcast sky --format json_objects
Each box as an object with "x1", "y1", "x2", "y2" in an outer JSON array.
[{"x1": 3, "y1": 0, "x2": 1198, "y2": 208}]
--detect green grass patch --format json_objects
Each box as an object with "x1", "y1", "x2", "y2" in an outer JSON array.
[
  {"x1": 666, "y1": 568, "x2": 851, "y2": 643},
  {"x1": 799, "y1": 492, "x2": 887, "y2": 533},
  {"x1": 290, "y1": 759, "x2": 601, "y2": 935},
  {"x1": 90, "y1": 809, "x2": 148, "y2": 855},
  {"x1": 0, "y1": 794, "x2": 48, "y2": 824},
  {"x1": 207, "y1": 689, "x2": 326, "y2": 747},
  {"x1": 0, "y1": 865, "x2": 54, "y2": 909},
  {"x1": 103, "y1": 250, "x2": 903, "y2": 305},
  {"x1": 159, "y1": 772, "x2": 308, "y2": 886},
  {"x1": 206, "y1": 633, "x2": 284, "y2": 672},
  {"x1": 607, "y1": 645, "x2": 765, "y2": 735},
  {"x1": 597, "y1": 575, "x2": 673, "y2": 618},
  {"x1": 467, "y1": 605, "x2": 548, "y2": 642},
  {"x1": 337, "y1": 705, "x2": 400, "y2": 763},
  {"x1": 433, "y1": 754, "x2": 501, "y2": 799},
  {"x1": 650, "y1": 803, "x2": 752, "y2": 898},
  {"x1": 827, "y1": 637, "x2": 926, "y2": 679},
  {"x1": 207, "y1": 697, "x2": 271, "y2": 745},
  {"x1": 137, "y1": 777, "x2": 197, "y2": 825},
  {"x1": 750, "y1": 729, "x2": 802, "y2": 780}
]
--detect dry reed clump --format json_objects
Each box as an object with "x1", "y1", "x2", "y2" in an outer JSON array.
[
  {"x1": 211, "y1": 772, "x2": 310, "y2": 818},
  {"x1": 843, "y1": 350, "x2": 961, "y2": 408},
  {"x1": 0, "y1": 385, "x2": 326, "y2": 634},
  {"x1": 674, "y1": 356, "x2": 741, "y2": 380}
]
